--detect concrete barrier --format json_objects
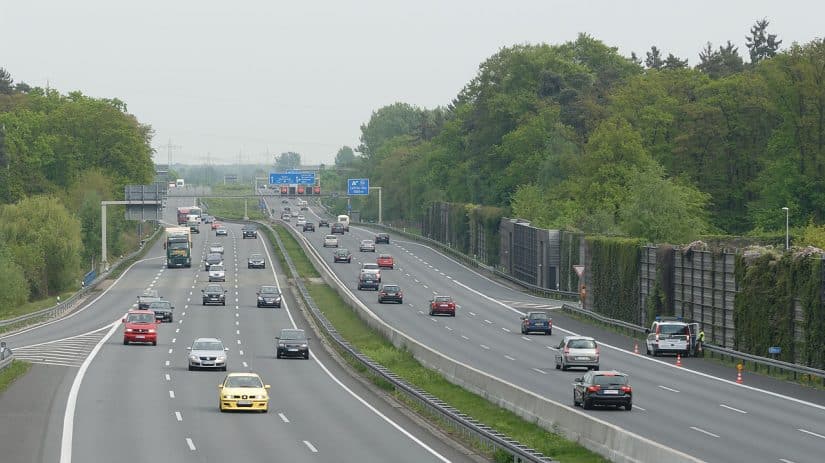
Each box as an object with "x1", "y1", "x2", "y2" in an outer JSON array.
[{"x1": 282, "y1": 221, "x2": 704, "y2": 463}]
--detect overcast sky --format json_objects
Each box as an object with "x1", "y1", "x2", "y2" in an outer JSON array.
[{"x1": 2, "y1": 1, "x2": 823, "y2": 166}]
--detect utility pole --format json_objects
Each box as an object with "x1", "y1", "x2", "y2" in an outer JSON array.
[{"x1": 162, "y1": 138, "x2": 181, "y2": 171}]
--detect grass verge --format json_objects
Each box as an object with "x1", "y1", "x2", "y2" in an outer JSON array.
[
  {"x1": 0, "y1": 290, "x2": 75, "y2": 322},
  {"x1": 0, "y1": 361, "x2": 32, "y2": 394},
  {"x1": 203, "y1": 198, "x2": 265, "y2": 221},
  {"x1": 275, "y1": 224, "x2": 606, "y2": 463}
]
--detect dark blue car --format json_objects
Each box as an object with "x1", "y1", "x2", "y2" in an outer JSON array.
[{"x1": 520, "y1": 311, "x2": 552, "y2": 335}]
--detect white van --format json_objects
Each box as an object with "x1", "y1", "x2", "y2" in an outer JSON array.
[{"x1": 337, "y1": 214, "x2": 350, "y2": 231}]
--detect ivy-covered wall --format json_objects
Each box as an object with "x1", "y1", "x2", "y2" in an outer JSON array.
[
  {"x1": 559, "y1": 231, "x2": 582, "y2": 292},
  {"x1": 423, "y1": 202, "x2": 504, "y2": 266},
  {"x1": 587, "y1": 236, "x2": 644, "y2": 324}
]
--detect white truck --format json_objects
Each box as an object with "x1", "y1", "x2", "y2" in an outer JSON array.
[{"x1": 175, "y1": 178, "x2": 185, "y2": 188}]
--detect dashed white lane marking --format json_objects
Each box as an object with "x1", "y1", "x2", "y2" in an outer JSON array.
[
  {"x1": 779, "y1": 459, "x2": 797, "y2": 463},
  {"x1": 423, "y1": 285, "x2": 429, "y2": 289},
  {"x1": 658, "y1": 385, "x2": 680, "y2": 393},
  {"x1": 719, "y1": 404, "x2": 747, "y2": 414},
  {"x1": 461, "y1": 335, "x2": 469, "y2": 340},
  {"x1": 501, "y1": 327, "x2": 511, "y2": 332},
  {"x1": 483, "y1": 319, "x2": 492, "y2": 324},
  {"x1": 236, "y1": 340, "x2": 241, "y2": 345},
  {"x1": 165, "y1": 374, "x2": 171, "y2": 381},
  {"x1": 235, "y1": 321, "x2": 239, "y2": 326},
  {"x1": 175, "y1": 328, "x2": 180, "y2": 333},
  {"x1": 429, "y1": 318, "x2": 438, "y2": 324},
  {"x1": 175, "y1": 411, "x2": 183, "y2": 421},
  {"x1": 504, "y1": 355, "x2": 516, "y2": 361},
  {"x1": 480, "y1": 344, "x2": 490, "y2": 350},
  {"x1": 633, "y1": 405, "x2": 646, "y2": 411},
  {"x1": 172, "y1": 338, "x2": 176, "y2": 344},
  {"x1": 278, "y1": 413, "x2": 290, "y2": 423},
  {"x1": 531, "y1": 368, "x2": 547, "y2": 375},
  {"x1": 689, "y1": 426, "x2": 719, "y2": 438},
  {"x1": 417, "y1": 311, "x2": 424, "y2": 315},
  {"x1": 169, "y1": 390, "x2": 175, "y2": 399},
  {"x1": 236, "y1": 330, "x2": 240, "y2": 335},
  {"x1": 168, "y1": 348, "x2": 173, "y2": 354},
  {"x1": 242, "y1": 361, "x2": 248, "y2": 367},
  {"x1": 186, "y1": 438, "x2": 196, "y2": 451},
  {"x1": 165, "y1": 360, "x2": 170, "y2": 366},
  {"x1": 798, "y1": 428, "x2": 825, "y2": 440},
  {"x1": 178, "y1": 320, "x2": 183, "y2": 324},
  {"x1": 303, "y1": 441, "x2": 318, "y2": 453},
  {"x1": 239, "y1": 350, "x2": 244, "y2": 356},
  {"x1": 181, "y1": 312, "x2": 186, "y2": 316},
  {"x1": 468, "y1": 312, "x2": 476, "y2": 317}
]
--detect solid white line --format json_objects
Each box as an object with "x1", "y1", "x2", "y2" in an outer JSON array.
[
  {"x1": 719, "y1": 404, "x2": 747, "y2": 414},
  {"x1": 59, "y1": 321, "x2": 120, "y2": 463},
  {"x1": 175, "y1": 411, "x2": 182, "y2": 421},
  {"x1": 303, "y1": 441, "x2": 318, "y2": 453},
  {"x1": 169, "y1": 390, "x2": 175, "y2": 398},
  {"x1": 531, "y1": 368, "x2": 547, "y2": 375},
  {"x1": 279, "y1": 413, "x2": 290, "y2": 423},
  {"x1": 689, "y1": 426, "x2": 719, "y2": 438},
  {"x1": 658, "y1": 385, "x2": 680, "y2": 393},
  {"x1": 798, "y1": 428, "x2": 825, "y2": 440},
  {"x1": 186, "y1": 438, "x2": 196, "y2": 451}
]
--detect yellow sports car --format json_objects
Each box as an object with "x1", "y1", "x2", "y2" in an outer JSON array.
[{"x1": 218, "y1": 372, "x2": 270, "y2": 413}]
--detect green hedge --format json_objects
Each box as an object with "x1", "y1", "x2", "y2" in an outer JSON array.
[
  {"x1": 559, "y1": 231, "x2": 582, "y2": 292},
  {"x1": 588, "y1": 236, "x2": 644, "y2": 324}
]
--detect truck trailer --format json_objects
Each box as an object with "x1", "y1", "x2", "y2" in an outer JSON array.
[{"x1": 165, "y1": 226, "x2": 192, "y2": 268}]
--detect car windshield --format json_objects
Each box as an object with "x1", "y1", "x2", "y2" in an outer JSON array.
[
  {"x1": 169, "y1": 242, "x2": 188, "y2": 250},
  {"x1": 260, "y1": 286, "x2": 278, "y2": 295},
  {"x1": 225, "y1": 375, "x2": 263, "y2": 388},
  {"x1": 593, "y1": 375, "x2": 628, "y2": 386},
  {"x1": 250, "y1": 254, "x2": 262, "y2": 260},
  {"x1": 660, "y1": 324, "x2": 688, "y2": 335},
  {"x1": 193, "y1": 341, "x2": 224, "y2": 351},
  {"x1": 336, "y1": 249, "x2": 349, "y2": 255},
  {"x1": 206, "y1": 285, "x2": 223, "y2": 292},
  {"x1": 126, "y1": 313, "x2": 155, "y2": 324},
  {"x1": 361, "y1": 240, "x2": 372, "y2": 244},
  {"x1": 383, "y1": 285, "x2": 400, "y2": 291},
  {"x1": 280, "y1": 330, "x2": 306, "y2": 340},
  {"x1": 379, "y1": 254, "x2": 391, "y2": 259},
  {"x1": 529, "y1": 313, "x2": 548, "y2": 320},
  {"x1": 435, "y1": 296, "x2": 452, "y2": 302},
  {"x1": 362, "y1": 263, "x2": 379, "y2": 270},
  {"x1": 568, "y1": 339, "x2": 597, "y2": 349},
  {"x1": 326, "y1": 235, "x2": 336, "y2": 240},
  {"x1": 149, "y1": 302, "x2": 171, "y2": 309},
  {"x1": 207, "y1": 253, "x2": 221, "y2": 262}
]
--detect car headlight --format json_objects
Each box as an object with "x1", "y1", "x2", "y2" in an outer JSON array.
[
  {"x1": 126, "y1": 328, "x2": 134, "y2": 333},
  {"x1": 148, "y1": 329, "x2": 156, "y2": 333},
  {"x1": 277, "y1": 342, "x2": 285, "y2": 347},
  {"x1": 189, "y1": 355, "x2": 198, "y2": 361},
  {"x1": 217, "y1": 356, "x2": 226, "y2": 362},
  {"x1": 300, "y1": 344, "x2": 308, "y2": 348},
  {"x1": 257, "y1": 296, "x2": 263, "y2": 301}
]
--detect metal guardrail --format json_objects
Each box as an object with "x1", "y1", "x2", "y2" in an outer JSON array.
[
  {"x1": 560, "y1": 303, "x2": 825, "y2": 385},
  {"x1": 0, "y1": 226, "x2": 162, "y2": 331},
  {"x1": 0, "y1": 342, "x2": 13, "y2": 372},
  {"x1": 263, "y1": 217, "x2": 554, "y2": 463}
]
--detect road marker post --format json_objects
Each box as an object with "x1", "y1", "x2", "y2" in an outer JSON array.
[
  {"x1": 676, "y1": 353, "x2": 682, "y2": 367},
  {"x1": 736, "y1": 363, "x2": 744, "y2": 384},
  {"x1": 634, "y1": 341, "x2": 639, "y2": 355}
]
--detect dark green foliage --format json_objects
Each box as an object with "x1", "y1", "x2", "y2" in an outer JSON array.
[
  {"x1": 559, "y1": 231, "x2": 582, "y2": 292},
  {"x1": 587, "y1": 236, "x2": 644, "y2": 323},
  {"x1": 799, "y1": 259, "x2": 825, "y2": 368}
]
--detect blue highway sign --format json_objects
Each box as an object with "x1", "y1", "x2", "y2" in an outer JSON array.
[
  {"x1": 269, "y1": 172, "x2": 316, "y2": 185},
  {"x1": 347, "y1": 178, "x2": 370, "y2": 195}
]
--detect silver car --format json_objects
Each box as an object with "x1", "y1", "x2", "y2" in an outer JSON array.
[
  {"x1": 359, "y1": 240, "x2": 376, "y2": 252},
  {"x1": 187, "y1": 337, "x2": 228, "y2": 371},
  {"x1": 555, "y1": 336, "x2": 600, "y2": 371}
]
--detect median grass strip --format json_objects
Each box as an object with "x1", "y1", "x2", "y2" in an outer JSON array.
[
  {"x1": 0, "y1": 361, "x2": 31, "y2": 394},
  {"x1": 275, "y1": 225, "x2": 606, "y2": 463}
]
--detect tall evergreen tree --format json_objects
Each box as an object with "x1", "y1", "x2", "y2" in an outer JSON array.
[
  {"x1": 746, "y1": 18, "x2": 782, "y2": 64},
  {"x1": 645, "y1": 46, "x2": 664, "y2": 69},
  {"x1": 0, "y1": 68, "x2": 13, "y2": 94},
  {"x1": 663, "y1": 53, "x2": 689, "y2": 70}
]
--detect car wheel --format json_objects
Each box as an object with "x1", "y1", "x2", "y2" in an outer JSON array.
[
  {"x1": 304, "y1": 352, "x2": 309, "y2": 360},
  {"x1": 594, "y1": 365, "x2": 599, "y2": 371},
  {"x1": 222, "y1": 302, "x2": 226, "y2": 306},
  {"x1": 428, "y1": 310, "x2": 434, "y2": 316},
  {"x1": 625, "y1": 402, "x2": 632, "y2": 411},
  {"x1": 398, "y1": 299, "x2": 403, "y2": 304},
  {"x1": 169, "y1": 316, "x2": 174, "y2": 323},
  {"x1": 378, "y1": 299, "x2": 383, "y2": 304},
  {"x1": 521, "y1": 328, "x2": 526, "y2": 334},
  {"x1": 262, "y1": 264, "x2": 265, "y2": 268},
  {"x1": 276, "y1": 303, "x2": 281, "y2": 308},
  {"x1": 257, "y1": 303, "x2": 261, "y2": 308},
  {"x1": 276, "y1": 351, "x2": 281, "y2": 359},
  {"x1": 583, "y1": 398, "x2": 593, "y2": 410},
  {"x1": 219, "y1": 404, "x2": 226, "y2": 413},
  {"x1": 152, "y1": 341, "x2": 157, "y2": 346},
  {"x1": 547, "y1": 330, "x2": 552, "y2": 335},
  {"x1": 555, "y1": 362, "x2": 561, "y2": 370},
  {"x1": 573, "y1": 393, "x2": 579, "y2": 407},
  {"x1": 451, "y1": 312, "x2": 456, "y2": 317},
  {"x1": 188, "y1": 365, "x2": 194, "y2": 371},
  {"x1": 221, "y1": 366, "x2": 227, "y2": 372},
  {"x1": 123, "y1": 339, "x2": 128, "y2": 345},
  {"x1": 561, "y1": 363, "x2": 568, "y2": 371}
]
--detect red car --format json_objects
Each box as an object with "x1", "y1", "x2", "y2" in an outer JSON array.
[
  {"x1": 376, "y1": 254, "x2": 394, "y2": 269},
  {"x1": 122, "y1": 310, "x2": 160, "y2": 345},
  {"x1": 429, "y1": 295, "x2": 456, "y2": 317},
  {"x1": 211, "y1": 221, "x2": 222, "y2": 230}
]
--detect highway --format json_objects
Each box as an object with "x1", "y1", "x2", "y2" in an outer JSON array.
[
  {"x1": 282, "y1": 196, "x2": 825, "y2": 463},
  {"x1": 0, "y1": 197, "x2": 477, "y2": 463}
]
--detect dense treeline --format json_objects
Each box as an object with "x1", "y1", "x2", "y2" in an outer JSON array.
[
  {"x1": 343, "y1": 21, "x2": 825, "y2": 243},
  {"x1": 0, "y1": 69, "x2": 154, "y2": 310}
]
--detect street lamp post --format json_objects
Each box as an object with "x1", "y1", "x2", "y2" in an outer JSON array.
[{"x1": 782, "y1": 207, "x2": 789, "y2": 251}]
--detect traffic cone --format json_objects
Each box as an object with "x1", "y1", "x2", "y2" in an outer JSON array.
[
  {"x1": 634, "y1": 341, "x2": 639, "y2": 355},
  {"x1": 676, "y1": 354, "x2": 682, "y2": 367},
  {"x1": 736, "y1": 371, "x2": 743, "y2": 384}
]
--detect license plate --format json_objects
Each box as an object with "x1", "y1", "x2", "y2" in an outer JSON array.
[
  {"x1": 202, "y1": 362, "x2": 214, "y2": 366},
  {"x1": 577, "y1": 356, "x2": 590, "y2": 360},
  {"x1": 603, "y1": 390, "x2": 619, "y2": 395},
  {"x1": 134, "y1": 335, "x2": 145, "y2": 339},
  {"x1": 288, "y1": 349, "x2": 298, "y2": 352},
  {"x1": 237, "y1": 400, "x2": 252, "y2": 406}
]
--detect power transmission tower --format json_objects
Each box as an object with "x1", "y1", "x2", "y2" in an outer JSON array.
[{"x1": 162, "y1": 138, "x2": 182, "y2": 169}]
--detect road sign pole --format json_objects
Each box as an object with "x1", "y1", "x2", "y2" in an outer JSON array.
[{"x1": 369, "y1": 186, "x2": 382, "y2": 224}]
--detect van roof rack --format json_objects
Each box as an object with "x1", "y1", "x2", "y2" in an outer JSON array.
[{"x1": 654, "y1": 316, "x2": 683, "y2": 322}]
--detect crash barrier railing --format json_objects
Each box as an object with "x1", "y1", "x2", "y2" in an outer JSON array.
[
  {"x1": 0, "y1": 227, "x2": 162, "y2": 331},
  {"x1": 0, "y1": 342, "x2": 14, "y2": 372},
  {"x1": 261, "y1": 205, "x2": 701, "y2": 463},
  {"x1": 259, "y1": 217, "x2": 554, "y2": 462},
  {"x1": 561, "y1": 303, "x2": 825, "y2": 385},
  {"x1": 352, "y1": 220, "x2": 579, "y2": 301}
]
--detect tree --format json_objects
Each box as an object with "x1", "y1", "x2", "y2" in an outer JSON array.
[
  {"x1": 274, "y1": 151, "x2": 301, "y2": 171},
  {"x1": 645, "y1": 46, "x2": 664, "y2": 69},
  {"x1": 334, "y1": 146, "x2": 356, "y2": 167},
  {"x1": 698, "y1": 41, "x2": 745, "y2": 78},
  {"x1": 663, "y1": 54, "x2": 689, "y2": 70},
  {"x1": 746, "y1": 18, "x2": 782, "y2": 64},
  {"x1": 0, "y1": 68, "x2": 13, "y2": 94},
  {"x1": 357, "y1": 103, "x2": 424, "y2": 162},
  {"x1": 0, "y1": 244, "x2": 28, "y2": 313}
]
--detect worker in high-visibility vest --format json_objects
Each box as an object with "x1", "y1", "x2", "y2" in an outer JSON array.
[{"x1": 696, "y1": 329, "x2": 705, "y2": 356}]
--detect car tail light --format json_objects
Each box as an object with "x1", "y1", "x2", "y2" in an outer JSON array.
[
  {"x1": 595, "y1": 345, "x2": 600, "y2": 355},
  {"x1": 563, "y1": 347, "x2": 570, "y2": 355},
  {"x1": 620, "y1": 385, "x2": 632, "y2": 393},
  {"x1": 586, "y1": 385, "x2": 600, "y2": 393}
]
